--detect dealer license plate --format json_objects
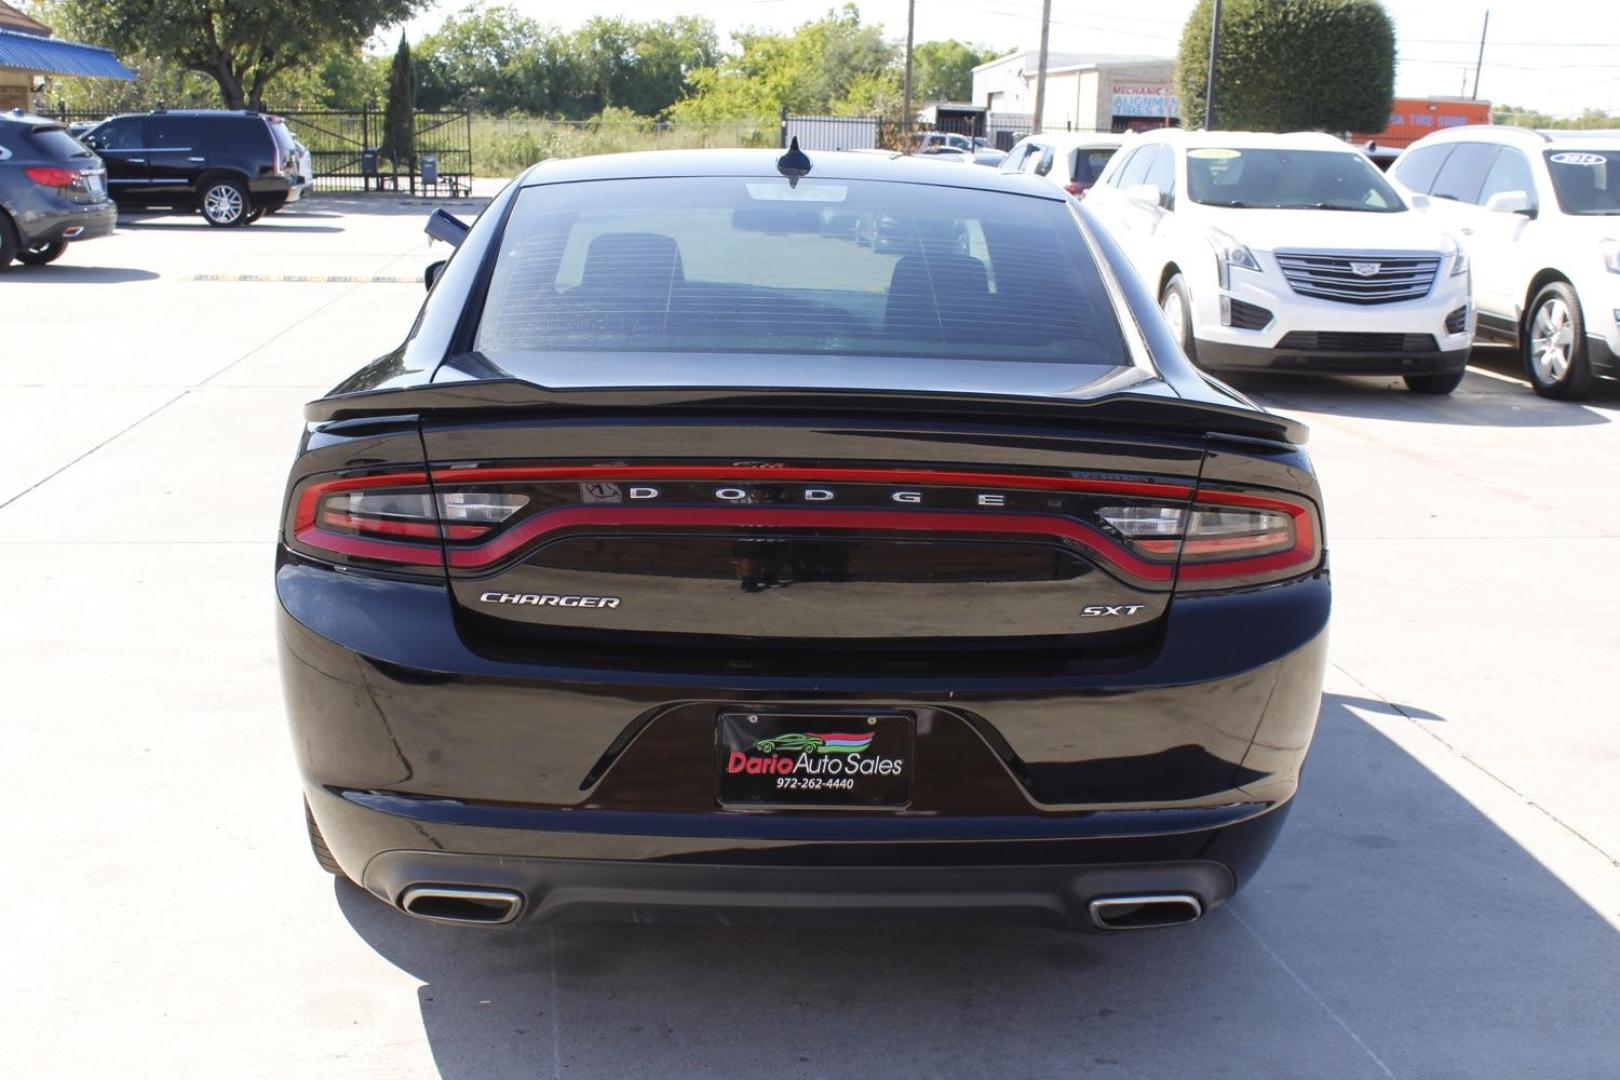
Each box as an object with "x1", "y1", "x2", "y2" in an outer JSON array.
[{"x1": 716, "y1": 711, "x2": 913, "y2": 807}]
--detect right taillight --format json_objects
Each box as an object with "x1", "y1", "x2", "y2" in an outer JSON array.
[{"x1": 1099, "y1": 488, "x2": 1320, "y2": 589}]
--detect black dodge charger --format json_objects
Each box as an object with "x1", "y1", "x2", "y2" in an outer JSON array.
[{"x1": 279, "y1": 147, "x2": 1329, "y2": 932}]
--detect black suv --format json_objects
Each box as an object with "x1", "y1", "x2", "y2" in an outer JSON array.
[
  {"x1": 0, "y1": 111, "x2": 115, "y2": 268},
  {"x1": 81, "y1": 110, "x2": 303, "y2": 226}
]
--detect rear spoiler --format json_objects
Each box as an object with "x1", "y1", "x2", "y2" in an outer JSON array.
[{"x1": 305, "y1": 378, "x2": 1309, "y2": 446}]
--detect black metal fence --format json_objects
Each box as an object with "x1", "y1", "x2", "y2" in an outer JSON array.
[
  {"x1": 280, "y1": 108, "x2": 472, "y2": 195},
  {"x1": 41, "y1": 105, "x2": 473, "y2": 195}
]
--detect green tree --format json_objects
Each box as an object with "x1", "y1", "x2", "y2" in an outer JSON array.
[
  {"x1": 671, "y1": 4, "x2": 896, "y2": 121},
  {"x1": 911, "y1": 40, "x2": 994, "y2": 103},
  {"x1": 381, "y1": 34, "x2": 416, "y2": 169},
  {"x1": 1175, "y1": 0, "x2": 1394, "y2": 132},
  {"x1": 415, "y1": 5, "x2": 715, "y2": 119},
  {"x1": 60, "y1": 0, "x2": 425, "y2": 110}
]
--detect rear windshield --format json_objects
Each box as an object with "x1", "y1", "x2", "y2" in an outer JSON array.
[
  {"x1": 1186, "y1": 147, "x2": 1403, "y2": 212},
  {"x1": 475, "y1": 176, "x2": 1127, "y2": 368},
  {"x1": 29, "y1": 127, "x2": 94, "y2": 161},
  {"x1": 1070, "y1": 146, "x2": 1117, "y2": 184},
  {"x1": 1543, "y1": 149, "x2": 1620, "y2": 215},
  {"x1": 268, "y1": 120, "x2": 296, "y2": 154}
]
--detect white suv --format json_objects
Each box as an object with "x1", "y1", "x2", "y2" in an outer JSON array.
[
  {"x1": 1389, "y1": 126, "x2": 1620, "y2": 399},
  {"x1": 1086, "y1": 130, "x2": 1473, "y2": 393},
  {"x1": 1001, "y1": 132, "x2": 1125, "y2": 198}
]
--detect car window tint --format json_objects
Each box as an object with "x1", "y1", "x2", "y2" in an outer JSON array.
[
  {"x1": 29, "y1": 127, "x2": 94, "y2": 160},
  {"x1": 1431, "y1": 142, "x2": 1498, "y2": 204},
  {"x1": 1144, "y1": 144, "x2": 1176, "y2": 204},
  {"x1": 1116, "y1": 145, "x2": 1158, "y2": 188},
  {"x1": 1477, "y1": 147, "x2": 1535, "y2": 205},
  {"x1": 477, "y1": 177, "x2": 1127, "y2": 370},
  {"x1": 1033, "y1": 146, "x2": 1055, "y2": 177},
  {"x1": 1542, "y1": 148, "x2": 1620, "y2": 215},
  {"x1": 1070, "y1": 147, "x2": 1116, "y2": 185},
  {"x1": 1392, "y1": 144, "x2": 1452, "y2": 194},
  {"x1": 1020, "y1": 143, "x2": 1047, "y2": 174},
  {"x1": 86, "y1": 117, "x2": 143, "y2": 151},
  {"x1": 1185, "y1": 147, "x2": 1402, "y2": 211},
  {"x1": 150, "y1": 116, "x2": 202, "y2": 150},
  {"x1": 205, "y1": 117, "x2": 264, "y2": 155}
]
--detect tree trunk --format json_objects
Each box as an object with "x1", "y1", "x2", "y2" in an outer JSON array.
[{"x1": 212, "y1": 54, "x2": 246, "y2": 109}]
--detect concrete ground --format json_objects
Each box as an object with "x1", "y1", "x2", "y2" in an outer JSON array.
[{"x1": 2, "y1": 197, "x2": 1618, "y2": 1079}]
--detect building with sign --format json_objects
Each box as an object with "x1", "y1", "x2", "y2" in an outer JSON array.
[
  {"x1": 1348, "y1": 96, "x2": 1493, "y2": 152},
  {"x1": 0, "y1": 1, "x2": 134, "y2": 113},
  {"x1": 971, "y1": 50, "x2": 1179, "y2": 134}
]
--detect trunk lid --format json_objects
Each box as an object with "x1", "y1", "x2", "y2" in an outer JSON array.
[{"x1": 417, "y1": 412, "x2": 1208, "y2": 654}]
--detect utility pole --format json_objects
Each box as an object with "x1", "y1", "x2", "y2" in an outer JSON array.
[
  {"x1": 902, "y1": 0, "x2": 916, "y2": 142},
  {"x1": 1032, "y1": 0, "x2": 1052, "y2": 134},
  {"x1": 1471, "y1": 10, "x2": 1489, "y2": 100},
  {"x1": 1204, "y1": 0, "x2": 1224, "y2": 130}
]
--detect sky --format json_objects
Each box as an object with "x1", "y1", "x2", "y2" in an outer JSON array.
[{"x1": 404, "y1": 0, "x2": 1620, "y2": 118}]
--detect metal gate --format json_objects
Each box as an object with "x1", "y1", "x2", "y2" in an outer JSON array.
[{"x1": 276, "y1": 109, "x2": 472, "y2": 194}]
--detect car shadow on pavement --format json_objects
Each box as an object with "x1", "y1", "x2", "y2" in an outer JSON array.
[
  {"x1": 336, "y1": 693, "x2": 1620, "y2": 1079},
  {"x1": 6, "y1": 265, "x2": 159, "y2": 283}
]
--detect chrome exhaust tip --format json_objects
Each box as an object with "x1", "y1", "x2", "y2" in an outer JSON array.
[
  {"x1": 1087, "y1": 893, "x2": 1204, "y2": 931},
  {"x1": 398, "y1": 884, "x2": 523, "y2": 925}
]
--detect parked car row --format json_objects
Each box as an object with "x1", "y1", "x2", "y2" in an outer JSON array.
[
  {"x1": 1004, "y1": 124, "x2": 1620, "y2": 401},
  {"x1": 1, "y1": 106, "x2": 311, "y2": 272}
]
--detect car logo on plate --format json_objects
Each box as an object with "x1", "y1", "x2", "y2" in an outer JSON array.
[{"x1": 1349, "y1": 261, "x2": 1382, "y2": 277}]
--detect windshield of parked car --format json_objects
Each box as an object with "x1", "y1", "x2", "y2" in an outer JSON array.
[
  {"x1": 1186, "y1": 147, "x2": 1404, "y2": 212},
  {"x1": 476, "y1": 176, "x2": 1128, "y2": 370},
  {"x1": 1543, "y1": 149, "x2": 1620, "y2": 215}
]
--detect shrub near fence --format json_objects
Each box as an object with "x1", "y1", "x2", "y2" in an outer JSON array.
[{"x1": 471, "y1": 117, "x2": 778, "y2": 176}]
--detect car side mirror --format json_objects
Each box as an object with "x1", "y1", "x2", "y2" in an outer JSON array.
[
  {"x1": 1485, "y1": 190, "x2": 1533, "y2": 215},
  {"x1": 424, "y1": 259, "x2": 447, "y2": 292},
  {"x1": 424, "y1": 209, "x2": 469, "y2": 248},
  {"x1": 1126, "y1": 183, "x2": 1164, "y2": 209}
]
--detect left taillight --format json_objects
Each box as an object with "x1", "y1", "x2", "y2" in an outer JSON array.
[{"x1": 288, "y1": 471, "x2": 529, "y2": 571}]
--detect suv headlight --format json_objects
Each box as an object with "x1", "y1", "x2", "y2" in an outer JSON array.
[
  {"x1": 1208, "y1": 228, "x2": 1260, "y2": 288},
  {"x1": 1602, "y1": 239, "x2": 1620, "y2": 275},
  {"x1": 1450, "y1": 246, "x2": 1470, "y2": 277}
]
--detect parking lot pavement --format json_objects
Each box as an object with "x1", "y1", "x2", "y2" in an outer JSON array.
[{"x1": 3, "y1": 199, "x2": 1619, "y2": 1079}]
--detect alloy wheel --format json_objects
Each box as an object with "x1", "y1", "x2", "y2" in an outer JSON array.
[
  {"x1": 203, "y1": 183, "x2": 245, "y2": 225},
  {"x1": 1161, "y1": 290, "x2": 1187, "y2": 345},
  {"x1": 1530, "y1": 297, "x2": 1573, "y2": 384}
]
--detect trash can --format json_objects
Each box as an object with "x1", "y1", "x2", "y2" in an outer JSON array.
[{"x1": 420, "y1": 155, "x2": 438, "y2": 186}]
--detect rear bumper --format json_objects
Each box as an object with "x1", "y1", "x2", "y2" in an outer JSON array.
[
  {"x1": 281, "y1": 550, "x2": 1329, "y2": 925},
  {"x1": 1196, "y1": 338, "x2": 1471, "y2": 377},
  {"x1": 14, "y1": 199, "x2": 116, "y2": 247},
  {"x1": 353, "y1": 838, "x2": 1281, "y2": 931}
]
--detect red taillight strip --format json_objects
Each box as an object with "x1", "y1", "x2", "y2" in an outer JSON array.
[
  {"x1": 443, "y1": 505, "x2": 1173, "y2": 582},
  {"x1": 428, "y1": 464, "x2": 1194, "y2": 501}
]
